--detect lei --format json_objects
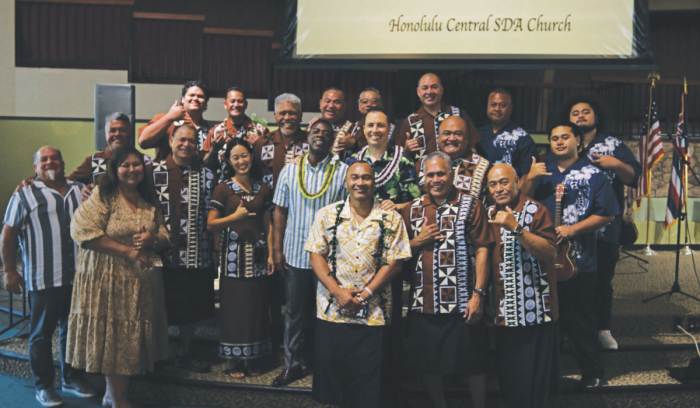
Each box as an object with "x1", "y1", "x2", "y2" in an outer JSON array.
[
  {"x1": 356, "y1": 145, "x2": 404, "y2": 187},
  {"x1": 297, "y1": 153, "x2": 339, "y2": 200},
  {"x1": 324, "y1": 199, "x2": 394, "y2": 320}
]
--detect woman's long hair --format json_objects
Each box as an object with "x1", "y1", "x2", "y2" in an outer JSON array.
[
  {"x1": 221, "y1": 138, "x2": 264, "y2": 182},
  {"x1": 98, "y1": 147, "x2": 159, "y2": 207}
]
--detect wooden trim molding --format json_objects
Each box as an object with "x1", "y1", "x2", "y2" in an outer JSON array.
[
  {"x1": 591, "y1": 76, "x2": 700, "y2": 86},
  {"x1": 18, "y1": 0, "x2": 135, "y2": 4},
  {"x1": 203, "y1": 28, "x2": 274, "y2": 37},
  {"x1": 132, "y1": 12, "x2": 205, "y2": 21}
]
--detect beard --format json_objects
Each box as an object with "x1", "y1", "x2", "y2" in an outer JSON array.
[
  {"x1": 45, "y1": 170, "x2": 57, "y2": 181},
  {"x1": 578, "y1": 123, "x2": 596, "y2": 134}
]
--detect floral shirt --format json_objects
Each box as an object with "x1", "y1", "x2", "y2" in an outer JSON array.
[
  {"x1": 345, "y1": 144, "x2": 421, "y2": 205},
  {"x1": 305, "y1": 200, "x2": 412, "y2": 326}
]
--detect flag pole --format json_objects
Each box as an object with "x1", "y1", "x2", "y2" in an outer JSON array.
[
  {"x1": 644, "y1": 72, "x2": 659, "y2": 256},
  {"x1": 681, "y1": 77, "x2": 694, "y2": 255}
]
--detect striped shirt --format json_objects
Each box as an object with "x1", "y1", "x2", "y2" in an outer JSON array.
[
  {"x1": 273, "y1": 154, "x2": 347, "y2": 269},
  {"x1": 3, "y1": 179, "x2": 84, "y2": 291}
]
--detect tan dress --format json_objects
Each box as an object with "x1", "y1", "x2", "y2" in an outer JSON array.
[{"x1": 66, "y1": 187, "x2": 170, "y2": 376}]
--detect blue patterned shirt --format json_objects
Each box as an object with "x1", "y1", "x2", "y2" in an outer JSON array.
[
  {"x1": 534, "y1": 159, "x2": 618, "y2": 273},
  {"x1": 273, "y1": 154, "x2": 347, "y2": 269},
  {"x1": 477, "y1": 122, "x2": 538, "y2": 177}
]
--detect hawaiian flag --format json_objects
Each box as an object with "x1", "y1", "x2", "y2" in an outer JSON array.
[
  {"x1": 664, "y1": 88, "x2": 689, "y2": 229},
  {"x1": 630, "y1": 85, "x2": 664, "y2": 208}
]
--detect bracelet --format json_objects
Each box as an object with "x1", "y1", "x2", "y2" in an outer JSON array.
[
  {"x1": 363, "y1": 287, "x2": 373, "y2": 297},
  {"x1": 356, "y1": 293, "x2": 368, "y2": 305}
]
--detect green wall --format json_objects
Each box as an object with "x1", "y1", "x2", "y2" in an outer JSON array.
[{"x1": 0, "y1": 118, "x2": 153, "y2": 214}]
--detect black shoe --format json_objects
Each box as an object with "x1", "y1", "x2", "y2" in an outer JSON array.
[
  {"x1": 62, "y1": 379, "x2": 97, "y2": 398},
  {"x1": 271, "y1": 367, "x2": 304, "y2": 387},
  {"x1": 580, "y1": 376, "x2": 605, "y2": 389},
  {"x1": 175, "y1": 353, "x2": 211, "y2": 373}
]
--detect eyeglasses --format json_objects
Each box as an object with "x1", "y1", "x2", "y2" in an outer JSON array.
[{"x1": 358, "y1": 98, "x2": 381, "y2": 104}]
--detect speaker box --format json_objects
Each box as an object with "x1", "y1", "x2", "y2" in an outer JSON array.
[{"x1": 94, "y1": 84, "x2": 136, "y2": 150}]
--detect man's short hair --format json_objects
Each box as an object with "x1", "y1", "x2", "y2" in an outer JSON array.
[
  {"x1": 359, "y1": 87, "x2": 382, "y2": 102},
  {"x1": 34, "y1": 146, "x2": 63, "y2": 166},
  {"x1": 104, "y1": 112, "x2": 131, "y2": 133},
  {"x1": 182, "y1": 80, "x2": 211, "y2": 101},
  {"x1": 424, "y1": 151, "x2": 452, "y2": 172},
  {"x1": 417, "y1": 73, "x2": 442, "y2": 87},
  {"x1": 173, "y1": 124, "x2": 197, "y2": 138},
  {"x1": 547, "y1": 121, "x2": 583, "y2": 140},
  {"x1": 557, "y1": 93, "x2": 609, "y2": 132},
  {"x1": 489, "y1": 87, "x2": 512, "y2": 98},
  {"x1": 274, "y1": 93, "x2": 302, "y2": 114},
  {"x1": 226, "y1": 86, "x2": 247, "y2": 101},
  {"x1": 310, "y1": 118, "x2": 333, "y2": 131},
  {"x1": 322, "y1": 87, "x2": 345, "y2": 101}
]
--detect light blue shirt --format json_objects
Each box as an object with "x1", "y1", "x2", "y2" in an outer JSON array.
[{"x1": 273, "y1": 154, "x2": 347, "y2": 269}]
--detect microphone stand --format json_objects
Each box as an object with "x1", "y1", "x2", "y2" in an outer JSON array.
[{"x1": 643, "y1": 136, "x2": 700, "y2": 303}]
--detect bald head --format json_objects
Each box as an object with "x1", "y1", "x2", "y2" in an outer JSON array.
[
  {"x1": 487, "y1": 164, "x2": 520, "y2": 207},
  {"x1": 438, "y1": 116, "x2": 470, "y2": 159}
]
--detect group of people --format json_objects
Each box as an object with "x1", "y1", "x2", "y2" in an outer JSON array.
[{"x1": 0, "y1": 72, "x2": 642, "y2": 408}]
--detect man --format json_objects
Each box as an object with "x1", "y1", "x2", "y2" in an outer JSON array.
[
  {"x1": 254, "y1": 93, "x2": 308, "y2": 192},
  {"x1": 396, "y1": 73, "x2": 481, "y2": 161},
  {"x1": 2, "y1": 147, "x2": 96, "y2": 407},
  {"x1": 15, "y1": 113, "x2": 154, "y2": 200},
  {"x1": 550, "y1": 95, "x2": 641, "y2": 350},
  {"x1": 318, "y1": 87, "x2": 358, "y2": 157},
  {"x1": 203, "y1": 87, "x2": 270, "y2": 179},
  {"x1": 530, "y1": 121, "x2": 618, "y2": 389},
  {"x1": 415, "y1": 116, "x2": 491, "y2": 200},
  {"x1": 401, "y1": 151, "x2": 494, "y2": 408},
  {"x1": 138, "y1": 80, "x2": 212, "y2": 161},
  {"x1": 153, "y1": 125, "x2": 216, "y2": 373},
  {"x1": 253, "y1": 93, "x2": 308, "y2": 344},
  {"x1": 351, "y1": 87, "x2": 396, "y2": 150},
  {"x1": 305, "y1": 161, "x2": 411, "y2": 408},
  {"x1": 271, "y1": 120, "x2": 348, "y2": 387},
  {"x1": 476, "y1": 88, "x2": 539, "y2": 178},
  {"x1": 486, "y1": 164, "x2": 559, "y2": 408},
  {"x1": 70, "y1": 113, "x2": 153, "y2": 198}
]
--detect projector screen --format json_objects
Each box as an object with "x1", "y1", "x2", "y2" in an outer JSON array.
[{"x1": 278, "y1": 0, "x2": 654, "y2": 69}]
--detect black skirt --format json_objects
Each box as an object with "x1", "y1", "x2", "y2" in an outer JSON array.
[
  {"x1": 495, "y1": 322, "x2": 560, "y2": 408},
  {"x1": 313, "y1": 319, "x2": 387, "y2": 408},
  {"x1": 406, "y1": 312, "x2": 489, "y2": 375},
  {"x1": 162, "y1": 266, "x2": 216, "y2": 326}
]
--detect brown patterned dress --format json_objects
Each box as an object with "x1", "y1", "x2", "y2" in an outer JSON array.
[{"x1": 66, "y1": 187, "x2": 170, "y2": 376}]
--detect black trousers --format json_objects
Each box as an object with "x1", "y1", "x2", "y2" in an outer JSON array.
[
  {"x1": 595, "y1": 240, "x2": 620, "y2": 330},
  {"x1": 557, "y1": 273, "x2": 605, "y2": 379},
  {"x1": 29, "y1": 286, "x2": 81, "y2": 390}
]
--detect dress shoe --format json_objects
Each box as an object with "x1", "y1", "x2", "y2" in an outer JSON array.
[
  {"x1": 599, "y1": 330, "x2": 619, "y2": 349},
  {"x1": 271, "y1": 367, "x2": 304, "y2": 387},
  {"x1": 580, "y1": 376, "x2": 605, "y2": 389}
]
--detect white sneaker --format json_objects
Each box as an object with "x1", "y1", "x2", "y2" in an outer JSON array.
[{"x1": 599, "y1": 330, "x2": 618, "y2": 349}]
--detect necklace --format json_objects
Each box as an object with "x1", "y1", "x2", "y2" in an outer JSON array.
[
  {"x1": 357, "y1": 145, "x2": 403, "y2": 187},
  {"x1": 297, "y1": 153, "x2": 338, "y2": 199}
]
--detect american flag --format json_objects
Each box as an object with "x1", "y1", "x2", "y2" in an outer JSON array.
[
  {"x1": 630, "y1": 85, "x2": 664, "y2": 207},
  {"x1": 664, "y1": 88, "x2": 689, "y2": 229}
]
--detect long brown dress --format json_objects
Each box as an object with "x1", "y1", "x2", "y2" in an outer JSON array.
[
  {"x1": 67, "y1": 187, "x2": 170, "y2": 376},
  {"x1": 209, "y1": 179, "x2": 272, "y2": 361}
]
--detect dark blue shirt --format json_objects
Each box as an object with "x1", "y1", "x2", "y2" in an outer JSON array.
[
  {"x1": 477, "y1": 122, "x2": 538, "y2": 177},
  {"x1": 534, "y1": 158, "x2": 619, "y2": 274},
  {"x1": 545, "y1": 133, "x2": 641, "y2": 245}
]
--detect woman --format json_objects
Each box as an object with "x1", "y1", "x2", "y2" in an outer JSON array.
[
  {"x1": 207, "y1": 138, "x2": 274, "y2": 378},
  {"x1": 67, "y1": 147, "x2": 170, "y2": 408},
  {"x1": 346, "y1": 108, "x2": 420, "y2": 212}
]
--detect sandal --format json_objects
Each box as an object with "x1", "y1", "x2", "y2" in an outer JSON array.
[{"x1": 223, "y1": 365, "x2": 245, "y2": 379}]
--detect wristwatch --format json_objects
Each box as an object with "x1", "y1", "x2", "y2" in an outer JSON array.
[
  {"x1": 511, "y1": 225, "x2": 524, "y2": 237},
  {"x1": 473, "y1": 288, "x2": 486, "y2": 296}
]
